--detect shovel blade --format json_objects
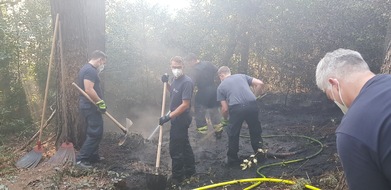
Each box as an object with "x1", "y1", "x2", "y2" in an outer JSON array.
[
  {"x1": 146, "y1": 173, "x2": 167, "y2": 190},
  {"x1": 126, "y1": 118, "x2": 133, "y2": 128},
  {"x1": 118, "y1": 118, "x2": 133, "y2": 146}
]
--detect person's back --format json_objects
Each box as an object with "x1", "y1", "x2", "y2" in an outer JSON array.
[
  {"x1": 192, "y1": 61, "x2": 218, "y2": 90},
  {"x1": 216, "y1": 66, "x2": 264, "y2": 166},
  {"x1": 191, "y1": 61, "x2": 219, "y2": 107},
  {"x1": 314, "y1": 48, "x2": 391, "y2": 190},
  {"x1": 217, "y1": 74, "x2": 256, "y2": 106},
  {"x1": 184, "y1": 53, "x2": 223, "y2": 137},
  {"x1": 336, "y1": 74, "x2": 391, "y2": 189}
]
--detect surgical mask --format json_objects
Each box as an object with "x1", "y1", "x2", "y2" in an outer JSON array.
[
  {"x1": 172, "y1": 68, "x2": 183, "y2": 78},
  {"x1": 331, "y1": 82, "x2": 348, "y2": 114},
  {"x1": 98, "y1": 64, "x2": 104, "y2": 74}
]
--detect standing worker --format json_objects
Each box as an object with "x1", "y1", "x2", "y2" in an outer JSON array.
[
  {"x1": 216, "y1": 66, "x2": 264, "y2": 166},
  {"x1": 159, "y1": 56, "x2": 196, "y2": 184},
  {"x1": 316, "y1": 48, "x2": 391, "y2": 189},
  {"x1": 184, "y1": 53, "x2": 226, "y2": 138},
  {"x1": 76, "y1": 50, "x2": 107, "y2": 168}
]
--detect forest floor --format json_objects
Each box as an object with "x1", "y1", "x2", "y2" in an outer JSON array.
[{"x1": 0, "y1": 98, "x2": 347, "y2": 190}]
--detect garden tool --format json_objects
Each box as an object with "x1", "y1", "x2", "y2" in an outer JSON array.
[
  {"x1": 147, "y1": 111, "x2": 171, "y2": 140},
  {"x1": 15, "y1": 14, "x2": 59, "y2": 169},
  {"x1": 146, "y1": 74, "x2": 168, "y2": 190},
  {"x1": 47, "y1": 22, "x2": 76, "y2": 166},
  {"x1": 72, "y1": 82, "x2": 133, "y2": 146}
]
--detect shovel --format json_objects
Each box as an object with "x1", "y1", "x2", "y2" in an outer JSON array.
[
  {"x1": 72, "y1": 82, "x2": 133, "y2": 146},
  {"x1": 146, "y1": 77, "x2": 168, "y2": 190}
]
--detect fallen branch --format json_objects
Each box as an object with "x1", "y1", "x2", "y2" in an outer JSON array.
[{"x1": 17, "y1": 108, "x2": 57, "y2": 152}]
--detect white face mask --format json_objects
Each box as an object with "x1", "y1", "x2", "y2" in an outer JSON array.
[
  {"x1": 98, "y1": 64, "x2": 104, "y2": 74},
  {"x1": 172, "y1": 68, "x2": 183, "y2": 78},
  {"x1": 331, "y1": 82, "x2": 348, "y2": 114}
]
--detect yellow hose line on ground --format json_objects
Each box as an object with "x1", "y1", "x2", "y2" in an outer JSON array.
[
  {"x1": 193, "y1": 134, "x2": 324, "y2": 189},
  {"x1": 256, "y1": 134, "x2": 324, "y2": 177},
  {"x1": 193, "y1": 178, "x2": 321, "y2": 190},
  {"x1": 243, "y1": 181, "x2": 261, "y2": 190}
]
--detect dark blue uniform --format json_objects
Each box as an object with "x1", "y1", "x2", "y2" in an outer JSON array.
[
  {"x1": 336, "y1": 74, "x2": 391, "y2": 190},
  {"x1": 188, "y1": 61, "x2": 221, "y2": 129},
  {"x1": 168, "y1": 75, "x2": 195, "y2": 180},
  {"x1": 76, "y1": 63, "x2": 104, "y2": 163}
]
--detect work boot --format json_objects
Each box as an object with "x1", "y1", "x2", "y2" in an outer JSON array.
[
  {"x1": 196, "y1": 126, "x2": 208, "y2": 134},
  {"x1": 76, "y1": 161, "x2": 93, "y2": 169},
  {"x1": 90, "y1": 156, "x2": 105, "y2": 163}
]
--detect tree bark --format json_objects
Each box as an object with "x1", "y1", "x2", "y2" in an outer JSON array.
[
  {"x1": 50, "y1": 0, "x2": 105, "y2": 148},
  {"x1": 381, "y1": 17, "x2": 391, "y2": 74},
  {"x1": 238, "y1": 29, "x2": 250, "y2": 74}
]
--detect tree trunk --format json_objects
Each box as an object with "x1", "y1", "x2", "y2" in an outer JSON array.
[
  {"x1": 51, "y1": 0, "x2": 105, "y2": 148},
  {"x1": 238, "y1": 29, "x2": 250, "y2": 74},
  {"x1": 381, "y1": 17, "x2": 391, "y2": 74},
  {"x1": 222, "y1": 24, "x2": 238, "y2": 68}
]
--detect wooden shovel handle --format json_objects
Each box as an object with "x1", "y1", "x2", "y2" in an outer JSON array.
[
  {"x1": 156, "y1": 77, "x2": 168, "y2": 170},
  {"x1": 71, "y1": 82, "x2": 128, "y2": 133}
]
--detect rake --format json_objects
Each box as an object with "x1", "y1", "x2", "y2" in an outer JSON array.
[
  {"x1": 47, "y1": 21, "x2": 76, "y2": 166},
  {"x1": 15, "y1": 14, "x2": 59, "y2": 169}
]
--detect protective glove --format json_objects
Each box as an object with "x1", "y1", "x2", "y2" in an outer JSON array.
[
  {"x1": 161, "y1": 74, "x2": 169, "y2": 83},
  {"x1": 96, "y1": 100, "x2": 107, "y2": 113},
  {"x1": 197, "y1": 126, "x2": 208, "y2": 134},
  {"x1": 221, "y1": 118, "x2": 229, "y2": 127},
  {"x1": 159, "y1": 115, "x2": 171, "y2": 125}
]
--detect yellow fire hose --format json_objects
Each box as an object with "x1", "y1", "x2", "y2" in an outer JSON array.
[
  {"x1": 194, "y1": 134, "x2": 324, "y2": 189},
  {"x1": 193, "y1": 177, "x2": 321, "y2": 190}
]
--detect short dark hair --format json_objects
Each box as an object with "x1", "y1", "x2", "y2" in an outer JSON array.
[
  {"x1": 90, "y1": 50, "x2": 107, "y2": 60},
  {"x1": 184, "y1": 53, "x2": 198, "y2": 61},
  {"x1": 170, "y1": 56, "x2": 184, "y2": 64}
]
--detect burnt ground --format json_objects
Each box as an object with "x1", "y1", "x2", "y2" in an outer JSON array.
[{"x1": 0, "y1": 97, "x2": 346, "y2": 190}]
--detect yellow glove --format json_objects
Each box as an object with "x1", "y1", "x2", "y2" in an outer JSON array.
[
  {"x1": 96, "y1": 100, "x2": 107, "y2": 113},
  {"x1": 221, "y1": 118, "x2": 229, "y2": 127}
]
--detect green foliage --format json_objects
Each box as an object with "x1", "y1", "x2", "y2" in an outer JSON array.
[
  {"x1": 0, "y1": 0, "x2": 50, "y2": 137},
  {"x1": 0, "y1": 145, "x2": 17, "y2": 176},
  {"x1": 0, "y1": 0, "x2": 390, "y2": 131},
  {"x1": 101, "y1": 0, "x2": 391, "y2": 116},
  {"x1": 174, "y1": 0, "x2": 389, "y2": 93},
  {"x1": 0, "y1": 106, "x2": 29, "y2": 141}
]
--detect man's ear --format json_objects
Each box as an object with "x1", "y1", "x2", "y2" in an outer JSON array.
[{"x1": 328, "y1": 78, "x2": 338, "y2": 86}]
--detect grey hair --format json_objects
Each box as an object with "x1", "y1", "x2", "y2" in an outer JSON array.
[
  {"x1": 218, "y1": 66, "x2": 231, "y2": 75},
  {"x1": 316, "y1": 48, "x2": 370, "y2": 91}
]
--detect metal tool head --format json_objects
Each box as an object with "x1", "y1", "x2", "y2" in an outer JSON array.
[
  {"x1": 147, "y1": 125, "x2": 160, "y2": 141},
  {"x1": 118, "y1": 118, "x2": 133, "y2": 146}
]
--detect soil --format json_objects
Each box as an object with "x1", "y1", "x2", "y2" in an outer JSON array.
[{"x1": 0, "y1": 96, "x2": 345, "y2": 190}]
